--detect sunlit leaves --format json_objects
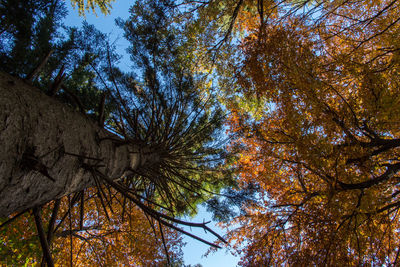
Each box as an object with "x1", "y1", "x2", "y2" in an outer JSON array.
[
  {"x1": 216, "y1": 0, "x2": 400, "y2": 265},
  {"x1": 69, "y1": 0, "x2": 115, "y2": 15},
  {"x1": 1, "y1": 191, "x2": 184, "y2": 266}
]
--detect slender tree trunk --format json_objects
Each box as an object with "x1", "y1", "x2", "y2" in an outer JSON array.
[{"x1": 0, "y1": 72, "x2": 157, "y2": 217}]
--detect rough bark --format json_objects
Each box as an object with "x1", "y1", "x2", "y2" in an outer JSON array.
[{"x1": 0, "y1": 72, "x2": 158, "y2": 217}]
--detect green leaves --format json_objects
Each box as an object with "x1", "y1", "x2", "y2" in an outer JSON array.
[
  {"x1": 69, "y1": 0, "x2": 116, "y2": 16},
  {"x1": 0, "y1": 213, "x2": 41, "y2": 265}
]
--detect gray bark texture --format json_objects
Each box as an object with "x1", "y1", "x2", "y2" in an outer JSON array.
[{"x1": 0, "y1": 72, "x2": 156, "y2": 217}]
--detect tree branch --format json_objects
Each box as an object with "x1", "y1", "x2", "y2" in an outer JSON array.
[{"x1": 33, "y1": 207, "x2": 54, "y2": 267}]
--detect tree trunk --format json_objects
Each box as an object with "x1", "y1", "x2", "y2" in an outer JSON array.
[{"x1": 0, "y1": 72, "x2": 157, "y2": 217}]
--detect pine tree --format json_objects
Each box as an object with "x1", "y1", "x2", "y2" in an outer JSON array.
[{"x1": 0, "y1": 0, "x2": 229, "y2": 264}]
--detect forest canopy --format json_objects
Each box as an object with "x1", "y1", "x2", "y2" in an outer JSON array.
[{"x1": 1, "y1": 0, "x2": 400, "y2": 266}]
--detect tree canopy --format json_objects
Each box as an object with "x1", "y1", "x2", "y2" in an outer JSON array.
[
  {"x1": 1, "y1": 0, "x2": 400, "y2": 265},
  {"x1": 214, "y1": 0, "x2": 400, "y2": 265}
]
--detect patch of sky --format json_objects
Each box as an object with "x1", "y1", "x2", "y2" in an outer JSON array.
[
  {"x1": 180, "y1": 205, "x2": 239, "y2": 267},
  {"x1": 64, "y1": 1, "x2": 131, "y2": 72}
]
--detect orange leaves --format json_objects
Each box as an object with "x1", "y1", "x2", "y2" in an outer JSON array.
[
  {"x1": 0, "y1": 189, "x2": 183, "y2": 266},
  {"x1": 50, "y1": 190, "x2": 183, "y2": 266},
  {"x1": 221, "y1": 0, "x2": 400, "y2": 265}
]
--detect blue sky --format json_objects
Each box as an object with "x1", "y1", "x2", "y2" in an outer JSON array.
[{"x1": 64, "y1": 1, "x2": 239, "y2": 266}]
